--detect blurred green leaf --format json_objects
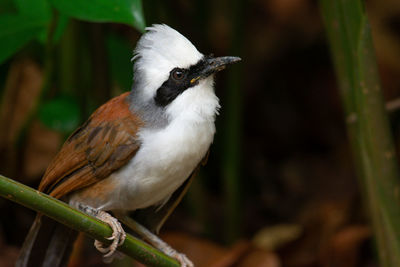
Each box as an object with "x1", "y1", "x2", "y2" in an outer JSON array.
[
  {"x1": 38, "y1": 96, "x2": 81, "y2": 134},
  {"x1": 0, "y1": 0, "x2": 17, "y2": 14},
  {"x1": 37, "y1": 13, "x2": 70, "y2": 44},
  {"x1": 0, "y1": 0, "x2": 51, "y2": 64},
  {"x1": 106, "y1": 33, "x2": 133, "y2": 91},
  {"x1": 52, "y1": 14, "x2": 69, "y2": 42},
  {"x1": 0, "y1": 15, "x2": 45, "y2": 64},
  {"x1": 50, "y1": 0, "x2": 146, "y2": 32},
  {"x1": 14, "y1": 0, "x2": 51, "y2": 21}
]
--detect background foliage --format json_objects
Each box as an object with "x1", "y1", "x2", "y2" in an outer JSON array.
[{"x1": 2, "y1": 0, "x2": 400, "y2": 266}]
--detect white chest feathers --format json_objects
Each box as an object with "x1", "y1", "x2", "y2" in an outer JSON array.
[
  {"x1": 123, "y1": 114, "x2": 215, "y2": 209},
  {"x1": 84, "y1": 82, "x2": 220, "y2": 211}
]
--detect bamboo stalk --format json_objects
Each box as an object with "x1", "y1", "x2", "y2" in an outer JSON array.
[
  {"x1": 0, "y1": 175, "x2": 179, "y2": 267},
  {"x1": 222, "y1": 0, "x2": 245, "y2": 244},
  {"x1": 319, "y1": 0, "x2": 400, "y2": 266}
]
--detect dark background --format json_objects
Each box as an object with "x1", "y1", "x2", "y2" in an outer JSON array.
[{"x1": 2, "y1": 0, "x2": 400, "y2": 266}]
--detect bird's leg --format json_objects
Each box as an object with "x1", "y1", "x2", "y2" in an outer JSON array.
[
  {"x1": 114, "y1": 212, "x2": 193, "y2": 267},
  {"x1": 76, "y1": 204, "x2": 126, "y2": 261}
]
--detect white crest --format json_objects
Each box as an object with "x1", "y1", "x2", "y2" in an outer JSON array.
[{"x1": 132, "y1": 24, "x2": 204, "y2": 101}]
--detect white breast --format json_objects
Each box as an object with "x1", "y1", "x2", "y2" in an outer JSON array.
[
  {"x1": 87, "y1": 79, "x2": 219, "y2": 211},
  {"x1": 120, "y1": 116, "x2": 215, "y2": 209}
]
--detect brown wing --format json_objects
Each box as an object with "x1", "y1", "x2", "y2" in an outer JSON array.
[
  {"x1": 133, "y1": 150, "x2": 210, "y2": 234},
  {"x1": 39, "y1": 92, "x2": 143, "y2": 199}
]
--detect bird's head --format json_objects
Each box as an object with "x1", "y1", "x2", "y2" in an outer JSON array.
[{"x1": 130, "y1": 24, "x2": 240, "y2": 126}]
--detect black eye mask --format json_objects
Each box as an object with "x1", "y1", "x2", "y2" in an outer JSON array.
[{"x1": 154, "y1": 56, "x2": 211, "y2": 107}]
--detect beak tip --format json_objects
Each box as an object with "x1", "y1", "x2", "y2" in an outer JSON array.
[
  {"x1": 232, "y1": 56, "x2": 242, "y2": 62},
  {"x1": 225, "y1": 56, "x2": 241, "y2": 64},
  {"x1": 199, "y1": 56, "x2": 242, "y2": 79}
]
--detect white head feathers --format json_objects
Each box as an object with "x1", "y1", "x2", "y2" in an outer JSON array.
[{"x1": 132, "y1": 24, "x2": 204, "y2": 101}]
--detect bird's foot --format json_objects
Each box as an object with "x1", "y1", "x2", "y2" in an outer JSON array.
[
  {"x1": 93, "y1": 210, "x2": 126, "y2": 261},
  {"x1": 161, "y1": 246, "x2": 193, "y2": 267},
  {"x1": 94, "y1": 241, "x2": 125, "y2": 263},
  {"x1": 75, "y1": 204, "x2": 126, "y2": 262},
  {"x1": 113, "y1": 213, "x2": 194, "y2": 267}
]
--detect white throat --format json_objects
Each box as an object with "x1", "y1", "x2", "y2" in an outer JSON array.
[{"x1": 165, "y1": 77, "x2": 219, "y2": 122}]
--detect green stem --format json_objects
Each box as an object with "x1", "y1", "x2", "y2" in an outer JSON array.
[
  {"x1": 222, "y1": 0, "x2": 245, "y2": 244},
  {"x1": 320, "y1": 1, "x2": 400, "y2": 266},
  {"x1": 0, "y1": 174, "x2": 179, "y2": 267}
]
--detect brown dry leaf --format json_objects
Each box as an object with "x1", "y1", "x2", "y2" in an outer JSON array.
[
  {"x1": 253, "y1": 224, "x2": 303, "y2": 251},
  {"x1": 238, "y1": 249, "x2": 281, "y2": 267},
  {"x1": 67, "y1": 233, "x2": 85, "y2": 267},
  {"x1": 0, "y1": 59, "x2": 43, "y2": 148},
  {"x1": 0, "y1": 231, "x2": 19, "y2": 267},
  {"x1": 23, "y1": 120, "x2": 62, "y2": 181},
  {"x1": 161, "y1": 232, "x2": 251, "y2": 267},
  {"x1": 320, "y1": 225, "x2": 371, "y2": 267},
  {"x1": 267, "y1": 0, "x2": 309, "y2": 23},
  {"x1": 299, "y1": 199, "x2": 351, "y2": 242},
  {"x1": 210, "y1": 241, "x2": 252, "y2": 267},
  {"x1": 281, "y1": 199, "x2": 353, "y2": 267},
  {"x1": 0, "y1": 59, "x2": 43, "y2": 178},
  {"x1": 0, "y1": 246, "x2": 19, "y2": 267},
  {"x1": 368, "y1": 0, "x2": 400, "y2": 73}
]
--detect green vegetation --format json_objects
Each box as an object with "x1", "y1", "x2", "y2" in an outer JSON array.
[
  {"x1": 320, "y1": 0, "x2": 400, "y2": 266},
  {"x1": 0, "y1": 174, "x2": 179, "y2": 267}
]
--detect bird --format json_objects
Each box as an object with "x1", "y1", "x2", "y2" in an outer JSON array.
[{"x1": 16, "y1": 24, "x2": 241, "y2": 267}]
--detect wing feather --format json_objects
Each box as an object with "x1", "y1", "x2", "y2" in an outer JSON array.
[{"x1": 38, "y1": 92, "x2": 143, "y2": 199}]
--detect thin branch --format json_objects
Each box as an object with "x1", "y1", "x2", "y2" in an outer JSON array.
[{"x1": 0, "y1": 174, "x2": 179, "y2": 267}]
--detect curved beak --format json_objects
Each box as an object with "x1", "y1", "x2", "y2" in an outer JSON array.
[{"x1": 190, "y1": 56, "x2": 241, "y2": 85}]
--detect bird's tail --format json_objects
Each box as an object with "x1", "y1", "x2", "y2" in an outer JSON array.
[{"x1": 16, "y1": 214, "x2": 78, "y2": 267}]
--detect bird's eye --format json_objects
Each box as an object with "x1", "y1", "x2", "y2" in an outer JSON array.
[{"x1": 172, "y1": 69, "x2": 184, "y2": 80}]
